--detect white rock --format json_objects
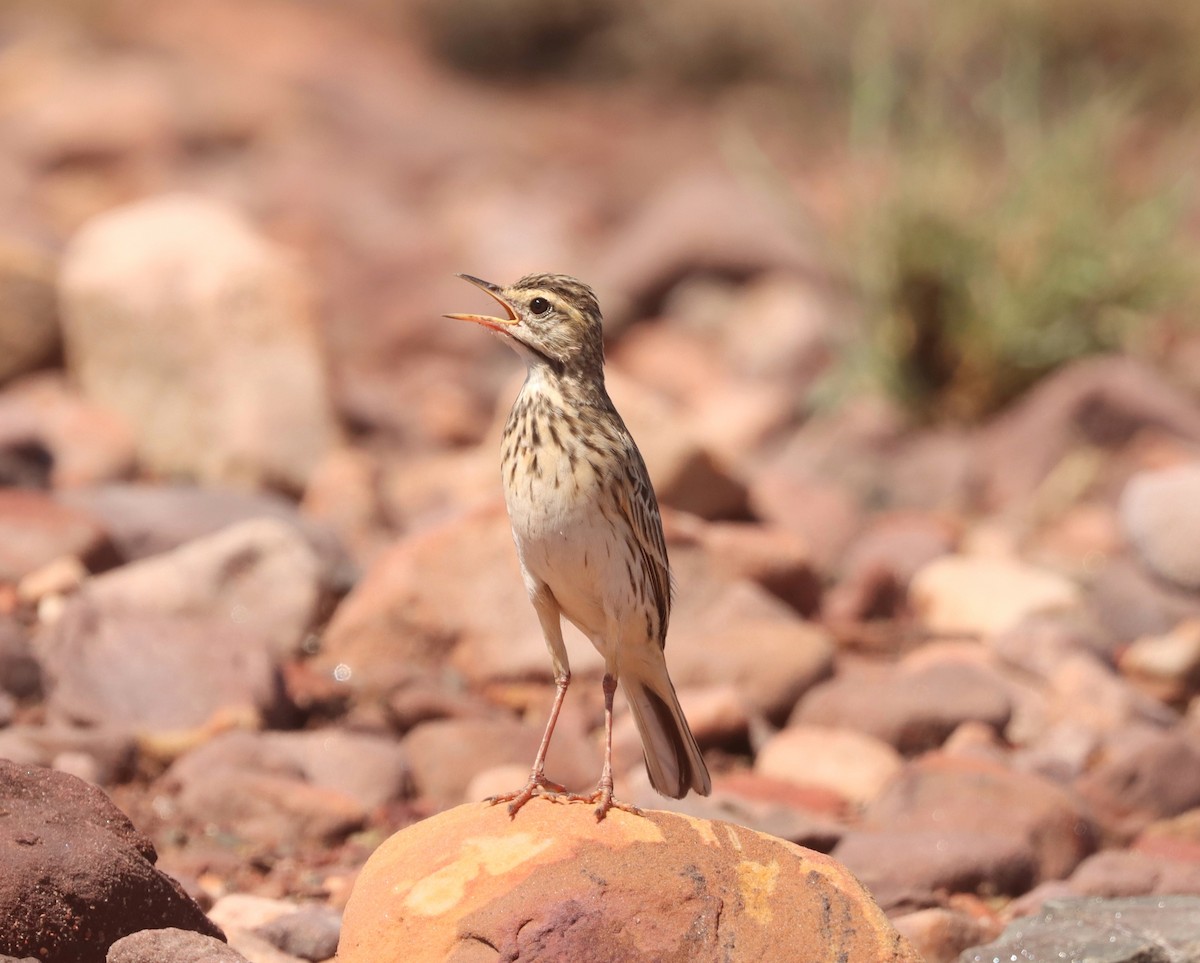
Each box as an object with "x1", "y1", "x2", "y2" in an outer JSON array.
[
  {"x1": 910, "y1": 555, "x2": 1081, "y2": 638},
  {"x1": 1121, "y1": 463, "x2": 1200, "y2": 589},
  {"x1": 58, "y1": 193, "x2": 338, "y2": 491},
  {"x1": 756, "y1": 725, "x2": 903, "y2": 805}
]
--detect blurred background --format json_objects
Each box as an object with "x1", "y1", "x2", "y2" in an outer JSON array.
[
  {"x1": 6, "y1": 0, "x2": 1200, "y2": 453},
  {"x1": 4, "y1": 0, "x2": 1200, "y2": 959}
]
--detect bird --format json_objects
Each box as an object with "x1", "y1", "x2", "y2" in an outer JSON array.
[{"x1": 445, "y1": 272, "x2": 711, "y2": 819}]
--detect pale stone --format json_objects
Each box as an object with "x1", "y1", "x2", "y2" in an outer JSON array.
[
  {"x1": 910, "y1": 555, "x2": 1081, "y2": 637},
  {"x1": 58, "y1": 194, "x2": 338, "y2": 491},
  {"x1": 757, "y1": 725, "x2": 904, "y2": 805}
]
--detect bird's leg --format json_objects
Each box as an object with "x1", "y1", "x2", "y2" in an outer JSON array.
[
  {"x1": 487, "y1": 584, "x2": 575, "y2": 816},
  {"x1": 487, "y1": 670, "x2": 571, "y2": 816},
  {"x1": 569, "y1": 672, "x2": 642, "y2": 820}
]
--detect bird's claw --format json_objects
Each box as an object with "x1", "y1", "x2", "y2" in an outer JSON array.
[
  {"x1": 564, "y1": 784, "x2": 643, "y2": 821},
  {"x1": 486, "y1": 773, "x2": 569, "y2": 816}
]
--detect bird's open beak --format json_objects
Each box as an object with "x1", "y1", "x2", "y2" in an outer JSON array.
[{"x1": 444, "y1": 274, "x2": 519, "y2": 333}]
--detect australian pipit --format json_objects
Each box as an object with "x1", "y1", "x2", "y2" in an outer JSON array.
[{"x1": 446, "y1": 273, "x2": 711, "y2": 819}]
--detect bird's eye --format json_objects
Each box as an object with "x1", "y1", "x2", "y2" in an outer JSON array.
[{"x1": 529, "y1": 297, "x2": 551, "y2": 316}]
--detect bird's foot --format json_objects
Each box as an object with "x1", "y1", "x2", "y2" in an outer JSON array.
[
  {"x1": 486, "y1": 772, "x2": 569, "y2": 817},
  {"x1": 565, "y1": 783, "x2": 643, "y2": 821}
]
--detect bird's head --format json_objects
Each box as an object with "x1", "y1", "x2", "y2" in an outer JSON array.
[{"x1": 446, "y1": 273, "x2": 605, "y2": 376}]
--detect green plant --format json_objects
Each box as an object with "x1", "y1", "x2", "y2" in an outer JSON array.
[{"x1": 840, "y1": 3, "x2": 1199, "y2": 422}]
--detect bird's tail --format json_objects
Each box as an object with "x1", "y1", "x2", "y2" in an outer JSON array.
[{"x1": 621, "y1": 664, "x2": 711, "y2": 799}]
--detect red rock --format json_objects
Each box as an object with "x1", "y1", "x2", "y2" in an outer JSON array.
[
  {"x1": 826, "y1": 511, "x2": 958, "y2": 621},
  {"x1": 1028, "y1": 501, "x2": 1123, "y2": 573},
  {"x1": 379, "y1": 437, "x2": 500, "y2": 532},
  {"x1": 1076, "y1": 728, "x2": 1200, "y2": 839},
  {"x1": 713, "y1": 770, "x2": 850, "y2": 820},
  {"x1": 37, "y1": 516, "x2": 323, "y2": 727},
  {"x1": 1003, "y1": 879, "x2": 1085, "y2": 918},
  {"x1": 322, "y1": 504, "x2": 830, "y2": 721},
  {"x1": 1087, "y1": 557, "x2": 1200, "y2": 646},
  {"x1": 756, "y1": 725, "x2": 903, "y2": 805},
  {"x1": 671, "y1": 513, "x2": 821, "y2": 615},
  {"x1": 1067, "y1": 848, "x2": 1200, "y2": 898},
  {"x1": 661, "y1": 771, "x2": 846, "y2": 850},
  {"x1": 591, "y1": 165, "x2": 822, "y2": 334},
  {"x1": 882, "y1": 428, "x2": 977, "y2": 512},
  {"x1": 606, "y1": 321, "x2": 726, "y2": 405},
  {"x1": 58, "y1": 483, "x2": 352, "y2": 592},
  {"x1": 863, "y1": 754, "x2": 1096, "y2": 881},
  {"x1": 749, "y1": 473, "x2": 862, "y2": 572},
  {"x1": 299, "y1": 446, "x2": 388, "y2": 567},
  {"x1": 10, "y1": 57, "x2": 174, "y2": 174},
  {"x1": 1017, "y1": 718, "x2": 1148, "y2": 786},
  {"x1": 718, "y1": 271, "x2": 842, "y2": 383},
  {"x1": 891, "y1": 907, "x2": 1000, "y2": 963},
  {"x1": 250, "y1": 903, "x2": 341, "y2": 962},
  {"x1": 840, "y1": 512, "x2": 960, "y2": 584},
  {"x1": 383, "y1": 676, "x2": 499, "y2": 732},
  {"x1": 0, "y1": 488, "x2": 112, "y2": 582},
  {"x1": 318, "y1": 503, "x2": 564, "y2": 694},
  {"x1": 39, "y1": 607, "x2": 279, "y2": 730},
  {"x1": 1136, "y1": 807, "x2": 1200, "y2": 860},
  {"x1": 1048, "y1": 653, "x2": 1176, "y2": 733},
  {"x1": 673, "y1": 684, "x2": 749, "y2": 747},
  {"x1": 0, "y1": 725, "x2": 136, "y2": 787},
  {"x1": 990, "y1": 612, "x2": 1109, "y2": 680},
  {"x1": 824, "y1": 560, "x2": 906, "y2": 625},
  {"x1": 792, "y1": 656, "x2": 1013, "y2": 754},
  {"x1": 973, "y1": 356, "x2": 1200, "y2": 510},
  {"x1": 0, "y1": 760, "x2": 223, "y2": 963},
  {"x1": 403, "y1": 716, "x2": 600, "y2": 811},
  {"x1": 0, "y1": 373, "x2": 136, "y2": 488},
  {"x1": 835, "y1": 828, "x2": 1037, "y2": 911},
  {"x1": 690, "y1": 380, "x2": 795, "y2": 467},
  {"x1": 205, "y1": 894, "x2": 303, "y2": 962},
  {"x1": 607, "y1": 370, "x2": 749, "y2": 520},
  {"x1": 161, "y1": 732, "x2": 369, "y2": 851},
  {"x1": 16, "y1": 555, "x2": 87, "y2": 608},
  {"x1": 608, "y1": 322, "x2": 794, "y2": 466},
  {"x1": 671, "y1": 613, "x2": 834, "y2": 727},
  {"x1": 70, "y1": 516, "x2": 323, "y2": 658},
  {"x1": 338, "y1": 800, "x2": 921, "y2": 963}
]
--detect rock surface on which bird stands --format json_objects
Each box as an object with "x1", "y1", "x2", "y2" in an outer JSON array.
[{"x1": 337, "y1": 797, "x2": 921, "y2": 962}]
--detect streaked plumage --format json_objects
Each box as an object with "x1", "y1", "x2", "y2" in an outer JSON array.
[{"x1": 446, "y1": 272, "x2": 711, "y2": 817}]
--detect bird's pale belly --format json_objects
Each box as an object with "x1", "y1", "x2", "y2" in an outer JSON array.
[{"x1": 504, "y1": 453, "x2": 634, "y2": 645}]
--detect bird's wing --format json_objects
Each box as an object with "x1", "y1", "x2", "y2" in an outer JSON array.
[{"x1": 613, "y1": 438, "x2": 672, "y2": 648}]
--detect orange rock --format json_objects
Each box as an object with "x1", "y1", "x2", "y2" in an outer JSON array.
[{"x1": 338, "y1": 799, "x2": 920, "y2": 963}]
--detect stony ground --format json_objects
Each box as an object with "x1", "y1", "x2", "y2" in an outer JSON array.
[{"x1": 2, "y1": 2, "x2": 1200, "y2": 962}]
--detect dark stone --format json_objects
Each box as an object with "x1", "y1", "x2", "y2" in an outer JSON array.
[{"x1": 0, "y1": 761, "x2": 224, "y2": 963}]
